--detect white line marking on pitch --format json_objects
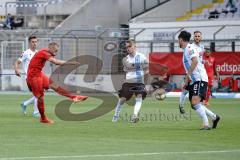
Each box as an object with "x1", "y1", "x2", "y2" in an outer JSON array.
[{"x1": 1, "y1": 150, "x2": 240, "y2": 160}]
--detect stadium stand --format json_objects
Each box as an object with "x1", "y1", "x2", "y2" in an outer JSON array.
[
  {"x1": 130, "y1": 0, "x2": 215, "y2": 22},
  {"x1": 0, "y1": 0, "x2": 84, "y2": 29},
  {"x1": 130, "y1": 0, "x2": 170, "y2": 18},
  {"x1": 178, "y1": 0, "x2": 240, "y2": 21}
]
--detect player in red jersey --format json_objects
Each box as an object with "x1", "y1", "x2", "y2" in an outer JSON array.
[
  {"x1": 27, "y1": 42, "x2": 88, "y2": 124},
  {"x1": 203, "y1": 48, "x2": 219, "y2": 106}
]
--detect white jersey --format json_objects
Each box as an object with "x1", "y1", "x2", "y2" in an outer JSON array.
[
  {"x1": 182, "y1": 43, "x2": 208, "y2": 83},
  {"x1": 193, "y1": 42, "x2": 204, "y2": 62},
  {"x1": 18, "y1": 49, "x2": 38, "y2": 74},
  {"x1": 122, "y1": 52, "x2": 148, "y2": 83}
]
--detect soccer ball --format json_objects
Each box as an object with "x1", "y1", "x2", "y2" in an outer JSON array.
[{"x1": 154, "y1": 88, "x2": 166, "y2": 101}]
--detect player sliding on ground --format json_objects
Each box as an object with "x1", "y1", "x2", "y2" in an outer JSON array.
[
  {"x1": 178, "y1": 31, "x2": 220, "y2": 130},
  {"x1": 112, "y1": 40, "x2": 148, "y2": 123},
  {"x1": 27, "y1": 42, "x2": 88, "y2": 124},
  {"x1": 14, "y1": 35, "x2": 40, "y2": 118}
]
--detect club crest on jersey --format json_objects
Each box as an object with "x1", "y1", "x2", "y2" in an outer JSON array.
[
  {"x1": 20, "y1": 52, "x2": 24, "y2": 58},
  {"x1": 189, "y1": 49, "x2": 194, "y2": 55}
]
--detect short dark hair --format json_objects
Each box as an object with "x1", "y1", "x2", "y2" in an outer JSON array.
[
  {"x1": 28, "y1": 35, "x2": 37, "y2": 41},
  {"x1": 178, "y1": 31, "x2": 191, "y2": 42},
  {"x1": 194, "y1": 31, "x2": 202, "y2": 35},
  {"x1": 205, "y1": 47, "x2": 211, "y2": 52}
]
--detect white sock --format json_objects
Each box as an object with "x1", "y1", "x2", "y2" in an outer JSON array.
[
  {"x1": 202, "y1": 104, "x2": 216, "y2": 120},
  {"x1": 113, "y1": 99, "x2": 124, "y2": 117},
  {"x1": 179, "y1": 90, "x2": 188, "y2": 106},
  {"x1": 33, "y1": 97, "x2": 39, "y2": 114},
  {"x1": 133, "y1": 97, "x2": 142, "y2": 116},
  {"x1": 23, "y1": 96, "x2": 35, "y2": 106},
  {"x1": 194, "y1": 103, "x2": 209, "y2": 127}
]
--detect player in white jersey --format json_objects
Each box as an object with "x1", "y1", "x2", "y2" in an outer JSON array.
[
  {"x1": 193, "y1": 31, "x2": 205, "y2": 61},
  {"x1": 14, "y1": 36, "x2": 39, "y2": 118},
  {"x1": 178, "y1": 31, "x2": 220, "y2": 130},
  {"x1": 179, "y1": 31, "x2": 205, "y2": 114},
  {"x1": 112, "y1": 40, "x2": 148, "y2": 123}
]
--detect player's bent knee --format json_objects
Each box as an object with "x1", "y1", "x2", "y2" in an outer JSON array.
[
  {"x1": 35, "y1": 93, "x2": 44, "y2": 100},
  {"x1": 38, "y1": 96, "x2": 44, "y2": 100},
  {"x1": 120, "y1": 97, "x2": 126, "y2": 103},
  {"x1": 136, "y1": 94, "x2": 142, "y2": 98},
  {"x1": 191, "y1": 96, "x2": 201, "y2": 106}
]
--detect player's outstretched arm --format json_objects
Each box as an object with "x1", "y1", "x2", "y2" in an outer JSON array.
[
  {"x1": 48, "y1": 57, "x2": 65, "y2": 65},
  {"x1": 14, "y1": 59, "x2": 22, "y2": 77},
  {"x1": 48, "y1": 57, "x2": 79, "y2": 65}
]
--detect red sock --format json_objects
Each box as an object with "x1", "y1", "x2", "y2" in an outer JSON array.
[
  {"x1": 38, "y1": 97, "x2": 46, "y2": 119},
  {"x1": 55, "y1": 87, "x2": 75, "y2": 99},
  {"x1": 205, "y1": 87, "x2": 211, "y2": 103}
]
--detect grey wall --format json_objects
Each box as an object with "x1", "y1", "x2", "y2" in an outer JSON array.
[
  {"x1": 56, "y1": 0, "x2": 120, "y2": 30},
  {"x1": 38, "y1": 0, "x2": 86, "y2": 15},
  {"x1": 118, "y1": 0, "x2": 131, "y2": 25},
  {"x1": 191, "y1": 0, "x2": 212, "y2": 11}
]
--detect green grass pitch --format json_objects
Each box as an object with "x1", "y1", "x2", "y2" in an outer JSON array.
[{"x1": 0, "y1": 94, "x2": 240, "y2": 160}]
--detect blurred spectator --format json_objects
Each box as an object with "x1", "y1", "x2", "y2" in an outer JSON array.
[
  {"x1": 236, "y1": 77, "x2": 240, "y2": 91},
  {"x1": 226, "y1": 0, "x2": 237, "y2": 9},
  {"x1": 219, "y1": 77, "x2": 233, "y2": 92},
  {"x1": 12, "y1": 13, "x2": 24, "y2": 28},
  {"x1": 219, "y1": 75, "x2": 239, "y2": 92},
  {"x1": 1, "y1": 13, "x2": 24, "y2": 29},
  {"x1": 232, "y1": 77, "x2": 239, "y2": 92},
  {"x1": 5, "y1": 13, "x2": 14, "y2": 29},
  {"x1": 223, "y1": 0, "x2": 238, "y2": 14},
  {"x1": 208, "y1": 9, "x2": 220, "y2": 19},
  {"x1": 0, "y1": 22, "x2": 5, "y2": 28}
]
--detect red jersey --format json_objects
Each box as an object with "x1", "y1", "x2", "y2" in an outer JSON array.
[
  {"x1": 27, "y1": 49, "x2": 52, "y2": 78},
  {"x1": 203, "y1": 55, "x2": 215, "y2": 78}
]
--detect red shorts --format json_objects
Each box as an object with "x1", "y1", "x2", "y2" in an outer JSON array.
[
  {"x1": 27, "y1": 73, "x2": 50, "y2": 98},
  {"x1": 208, "y1": 77, "x2": 214, "y2": 86}
]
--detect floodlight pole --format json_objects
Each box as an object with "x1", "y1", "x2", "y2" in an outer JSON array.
[
  {"x1": 44, "y1": 4, "x2": 47, "y2": 29},
  {"x1": 190, "y1": 0, "x2": 193, "y2": 13},
  {"x1": 5, "y1": 3, "x2": 7, "y2": 17},
  {"x1": 130, "y1": 0, "x2": 132, "y2": 18}
]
